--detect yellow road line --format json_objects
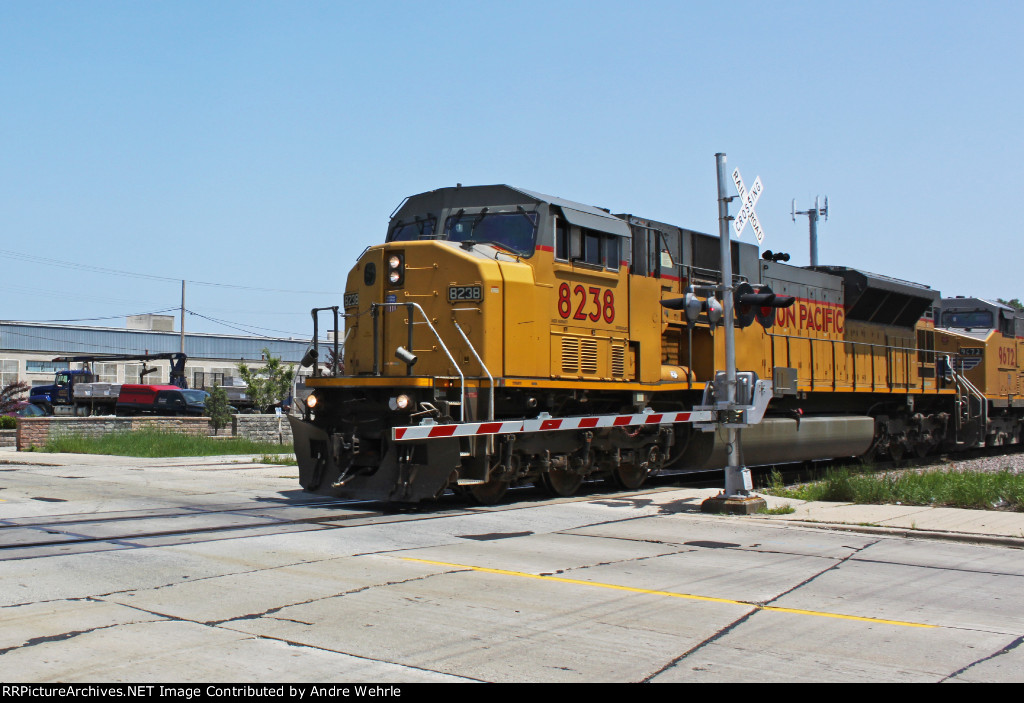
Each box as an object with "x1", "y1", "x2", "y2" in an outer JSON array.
[{"x1": 402, "y1": 557, "x2": 936, "y2": 629}]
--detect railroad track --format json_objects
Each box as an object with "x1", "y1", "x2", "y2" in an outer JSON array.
[
  {"x1": 0, "y1": 498, "x2": 393, "y2": 561},
  {"x1": 5, "y1": 443, "x2": 1018, "y2": 561}
]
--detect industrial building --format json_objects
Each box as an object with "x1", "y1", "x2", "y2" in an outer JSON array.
[{"x1": 0, "y1": 315, "x2": 311, "y2": 391}]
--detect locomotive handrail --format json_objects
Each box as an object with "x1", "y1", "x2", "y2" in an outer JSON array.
[
  {"x1": 452, "y1": 320, "x2": 494, "y2": 423},
  {"x1": 945, "y1": 356, "x2": 988, "y2": 439},
  {"x1": 309, "y1": 306, "x2": 341, "y2": 378},
  {"x1": 765, "y1": 331, "x2": 945, "y2": 394},
  {"x1": 372, "y1": 301, "x2": 466, "y2": 422}
]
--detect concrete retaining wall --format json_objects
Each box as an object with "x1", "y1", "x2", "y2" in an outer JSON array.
[
  {"x1": 232, "y1": 414, "x2": 293, "y2": 445},
  {"x1": 17, "y1": 416, "x2": 211, "y2": 450}
]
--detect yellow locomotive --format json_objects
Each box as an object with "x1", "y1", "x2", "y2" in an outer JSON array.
[{"x1": 290, "y1": 184, "x2": 1019, "y2": 503}]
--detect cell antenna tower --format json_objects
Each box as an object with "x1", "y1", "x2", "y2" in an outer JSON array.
[{"x1": 791, "y1": 196, "x2": 829, "y2": 266}]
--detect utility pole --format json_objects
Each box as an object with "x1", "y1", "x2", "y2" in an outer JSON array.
[
  {"x1": 180, "y1": 280, "x2": 186, "y2": 354},
  {"x1": 792, "y1": 197, "x2": 829, "y2": 266}
]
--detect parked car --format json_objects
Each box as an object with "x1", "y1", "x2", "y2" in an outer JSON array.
[
  {"x1": 2, "y1": 401, "x2": 46, "y2": 418},
  {"x1": 16, "y1": 402, "x2": 46, "y2": 417}
]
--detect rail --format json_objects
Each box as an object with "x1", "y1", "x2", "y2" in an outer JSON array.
[
  {"x1": 452, "y1": 319, "x2": 494, "y2": 423},
  {"x1": 309, "y1": 306, "x2": 341, "y2": 378},
  {"x1": 764, "y1": 331, "x2": 949, "y2": 394},
  {"x1": 943, "y1": 354, "x2": 988, "y2": 440}
]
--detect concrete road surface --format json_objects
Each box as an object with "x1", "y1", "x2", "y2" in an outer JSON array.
[{"x1": 1, "y1": 450, "x2": 1022, "y2": 682}]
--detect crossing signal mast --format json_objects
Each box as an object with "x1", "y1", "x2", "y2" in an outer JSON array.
[
  {"x1": 659, "y1": 154, "x2": 794, "y2": 514},
  {"x1": 792, "y1": 196, "x2": 828, "y2": 266}
]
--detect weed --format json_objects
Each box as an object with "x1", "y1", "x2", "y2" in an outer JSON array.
[
  {"x1": 763, "y1": 465, "x2": 1024, "y2": 512},
  {"x1": 255, "y1": 454, "x2": 298, "y2": 465},
  {"x1": 758, "y1": 504, "x2": 796, "y2": 515}
]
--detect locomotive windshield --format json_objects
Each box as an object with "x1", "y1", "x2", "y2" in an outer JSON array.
[
  {"x1": 444, "y1": 210, "x2": 538, "y2": 256},
  {"x1": 388, "y1": 217, "x2": 436, "y2": 241},
  {"x1": 941, "y1": 310, "x2": 993, "y2": 329}
]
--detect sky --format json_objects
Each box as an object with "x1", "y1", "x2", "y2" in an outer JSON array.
[{"x1": 2, "y1": 1, "x2": 1022, "y2": 341}]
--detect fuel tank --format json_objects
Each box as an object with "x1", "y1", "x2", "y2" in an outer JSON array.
[{"x1": 679, "y1": 416, "x2": 875, "y2": 470}]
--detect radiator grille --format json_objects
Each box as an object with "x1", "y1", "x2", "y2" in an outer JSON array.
[
  {"x1": 580, "y1": 339, "x2": 598, "y2": 375},
  {"x1": 612, "y1": 344, "x2": 626, "y2": 378},
  {"x1": 561, "y1": 337, "x2": 579, "y2": 374}
]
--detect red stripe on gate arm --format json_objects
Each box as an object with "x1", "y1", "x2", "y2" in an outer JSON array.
[
  {"x1": 478, "y1": 422, "x2": 503, "y2": 435},
  {"x1": 430, "y1": 425, "x2": 458, "y2": 437},
  {"x1": 540, "y1": 419, "x2": 562, "y2": 431},
  {"x1": 644, "y1": 414, "x2": 663, "y2": 424},
  {"x1": 394, "y1": 428, "x2": 407, "y2": 440},
  {"x1": 612, "y1": 416, "x2": 633, "y2": 426},
  {"x1": 579, "y1": 418, "x2": 599, "y2": 428},
  {"x1": 675, "y1": 412, "x2": 691, "y2": 422}
]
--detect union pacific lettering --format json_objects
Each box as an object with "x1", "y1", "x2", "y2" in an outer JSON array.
[{"x1": 775, "y1": 299, "x2": 845, "y2": 334}]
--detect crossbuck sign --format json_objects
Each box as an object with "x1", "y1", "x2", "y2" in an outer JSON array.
[{"x1": 732, "y1": 168, "x2": 764, "y2": 243}]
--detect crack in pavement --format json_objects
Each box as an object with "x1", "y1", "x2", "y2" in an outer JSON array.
[
  {"x1": 203, "y1": 571, "x2": 447, "y2": 626},
  {"x1": 76, "y1": 586, "x2": 483, "y2": 683},
  {"x1": 940, "y1": 634, "x2": 1024, "y2": 682},
  {"x1": 638, "y1": 539, "x2": 882, "y2": 682},
  {"x1": 0, "y1": 616, "x2": 166, "y2": 656}
]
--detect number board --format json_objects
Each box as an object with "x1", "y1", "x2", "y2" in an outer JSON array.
[
  {"x1": 448, "y1": 285, "x2": 483, "y2": 302},
  {"x1": 343, "y1": 292, "x2": 359, "y2": 308}
]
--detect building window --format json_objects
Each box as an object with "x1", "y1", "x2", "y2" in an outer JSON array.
[
  {"x1": 26, "y1": 361, "x2": 69, "y2": 374},
  {"x1": 193, "y1": 370, "x2": 227, "y2": 389},
  {"x1": 94, "y1": 363, "x2": 118, "y2": 384},
  {"x1": 126, "y1": 363, "x2": 163, "y2": 385},
  {"x1": 0, "y1": 360, "x2": 19, "y2": 387}
]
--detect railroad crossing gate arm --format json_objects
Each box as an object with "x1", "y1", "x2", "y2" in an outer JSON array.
[{"x1": 392, "y1": 408, "x2": 718, "y2": 442}]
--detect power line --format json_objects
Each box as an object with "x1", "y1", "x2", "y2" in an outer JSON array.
[
  {"x1": 12, "y1": 307, "x2": 180, "y2": 323},
  {"x1": 185, "y1": 309, "x2": 310, "y2": 339},
  {"x1": 0, "y1": 248, "x2": 342, "y2": 295}
]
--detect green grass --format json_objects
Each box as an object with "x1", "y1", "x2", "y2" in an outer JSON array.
[
  {"x1": 757, "y1": 504, "x2": 796, "y2": 515},
  {"x1": 764, "y1": 466, "x2": 1024, "y2": 512},
  {"x1": 39, "y1": 429, "x2": 293, "y2": 458}
]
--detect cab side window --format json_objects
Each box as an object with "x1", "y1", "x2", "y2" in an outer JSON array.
[{"x1": 555, "y1": 217, "x2": 569, "y2": 261}]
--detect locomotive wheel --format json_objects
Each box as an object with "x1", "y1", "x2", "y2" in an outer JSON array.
[
  {"x1": 888, "y1": 442, "x2": 906, "y2": 464},
  {"x1": 470, "y1": 477, "x2": 509, "y2": 505},
  {"x1": 612, "y1": 462, "x2": 647, "y2": 490},
  {"x1": 543, "y1": 468, "x2": 583, "y2": 497}
]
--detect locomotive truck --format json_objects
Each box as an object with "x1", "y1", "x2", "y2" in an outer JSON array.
[{"x1": 290, "y1": 184, "x2": 1020, "y2": 504}]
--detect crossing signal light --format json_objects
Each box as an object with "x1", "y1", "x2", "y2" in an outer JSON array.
[
  {"x1": 661, "y1": 291, "x2": 725, "y2": 331},
  {"x1": 736, "y1": 283, "x2": 795, "y2": 330},
  {"x1": 663, "y1": 285, "x2": 794, "y2": 332}
]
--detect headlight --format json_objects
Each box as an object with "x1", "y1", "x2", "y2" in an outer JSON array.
[
  {"x1": 306, "y1": 394, "x2": 318, "y2": 409},
  {"x1": 389, "y1": 394, "x2": 411, "y2": 411},
  {"x1": 386, "y1": 252, "x2": 405, "y2": 286}
]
